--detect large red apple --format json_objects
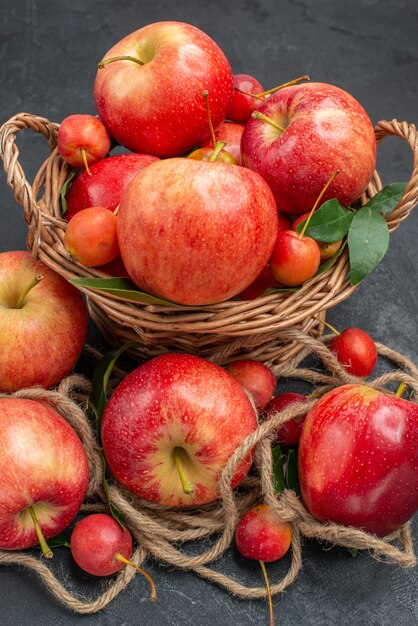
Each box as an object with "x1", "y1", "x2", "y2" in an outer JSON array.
[
  {"x1": 298, "y1": 384, "x2": 418, "y2": 537},
  {"x1": 94, "y1": 21, "x2": 234, "y2": 157},
  {"x1": 101, "y1": 353, "x2": 258, "y2": 507},
  {"x1": 241, "y1": 82, "x2": 377, "y2": 215},
  {"x1": 65, "y1": 152, "x2": 159, "y2": 221},
  {"x1": 0, "y1": 398, "x2": 89, "y2": 552},
  {"x1": 117, "y1": 158, "x2": 279, "y2": 305},
  {"x1": 0, "y1": 251, "x2": 87, "y2": 392}
]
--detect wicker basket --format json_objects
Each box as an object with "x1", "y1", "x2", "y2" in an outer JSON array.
[{"x1": 1, "y1": 113, "x2": 418, "y2": 370}]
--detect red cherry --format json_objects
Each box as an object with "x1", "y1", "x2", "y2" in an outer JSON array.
[
  {"x1": 235, "y1": 503, "x2": 292, "y2": 562},
  {"x1": 263, "y1": 392, "x2": 307, "y2": 446},
  {"x1": 269, "y1": 230, "x2": 320, "y2": 287},
  {"x1": 226, "y1": 359, "x2": 276, "y2": 412},
  {"x1": 329, "y1": 327, "x2": 378, "y2": 377},
  {"x1": 228, "y1": 74, "x2": 264, "y2": 123},
  {"x1": 292, "y1": 213, "x2": 342, "y2": 261}
]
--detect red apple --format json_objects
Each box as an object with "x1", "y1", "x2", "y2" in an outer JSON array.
[
  {"x1": 117, "y1": 158, "x2": 279, "y2": 305},
  {"x1": 101, "y1": 353, "x2": 258, "y2": 507},
  {"x1": 329, "y1": 327, "x2": 378, "y2": 377},
  {"x1": 65, "y1": 153, "x2": 159, "y2": 221},
  {"x1": 226, "y1": 359, "x2": 276, "y2": 412},
  {"x1": 228, "y1": 73, "x2": 264, "y2": 123},
  {"x1": 241, "y1": 82, "x2": 377, "y2": 215},
  {"x1": 0, "y1": 398, "x2": 89, "y2": 553},
  {"x1": 0, "y1": 251, "x2": 88, "y2": 392},
  {"x1": 269, "y1": 230, "x2": 321, "y2": 287},
  {"x1": 200, "y1": 120, "x2": 245, "y2": 164},
  {"x1": 94, "y1": 21, "x2": 234, "y2": 157},
  {"x1": 57, "y1": 114, "x2": 111, "y2": 172},
  {"x1": 298, "y1": 384, "x2": 418, "y2": 536},
  {"x1": 263, "y1": 392, "x2": 308, "y2": 446}
]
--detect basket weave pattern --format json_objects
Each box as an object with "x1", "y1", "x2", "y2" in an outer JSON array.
[{"x1": 1, "y1": 114, "x2": 418, "y2": 368}]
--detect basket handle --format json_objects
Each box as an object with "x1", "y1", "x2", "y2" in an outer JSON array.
[{"x1": 373, "y1": 119, "x2": 418, "y2": 230}]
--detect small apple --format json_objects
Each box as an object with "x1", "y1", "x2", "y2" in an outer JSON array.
[
  {"x1": 241, "y1": 82, "x2": 376, "y2": 215},
  {"x1": 94, "y1": 21, "x2": 234, "y2": 157},
  {"x1": 226, "y1": 359, "x2": 276, "y2": 412},
  {"x1": 269, "y1": 230, "x2": 321, "y2": 287},
  {"x1": 101, "y1": 353, "x2": 258, "y2": 507},
  {"x1": 227, "y1": 73, "x2": 264, "y2": 123},
  {"x1": 298, "y1": 384, "x2": 418, "y2": 536},
  {"x1": 64, "y1": 206, "x2": 119, "y2": 267},
  {"x1": 64, "y1": 153, "x2": 159, "y2": 221},
  {"x1": 292, "y1": 213, "x2": 342, "y2": 261},
  {"x1": 188, "y1": 91, "x2": 236, "y2": 164},
  {"x1": 201, "y1": 120, "x2": 245, "y2": 165},
  {"x1": 263, "y1": 392, "x2": 308, "y2": 446},
  {"x1": 328, "y1": 325, "x2": 378, "y2": 377},
  {"x1": 57, "y1": 114, "x2": 111, "y2": 173},
  {"x1": 117, "y1": 158, "x2": 279, "y2": 305},
  {"x1": 0, "y1": 251, "x2": 88, "y2": 392},
  {"x1": 0, "y1": 397, "x2": 89, "y2": 555}
]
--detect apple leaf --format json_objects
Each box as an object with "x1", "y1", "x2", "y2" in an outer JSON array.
[
  {"x1": 363, "y1": 182, "x2": 407, "y2": 215},
  {"x1": 348, "y1": 206, "x2": 390, "y2": 285},
  {"x1": 285, "y1": 449, "x2": 300, "y2": 494},
  {"x1": 296, "y1": 199, "x2": 354, "y2": 243},
  {"x1": 60, "y1": 170, "x2": 77, "y2": 215},
  {"x1": 69, "y1": 277, "x2": 183, "y2": 307},
  {"x1": 272, "y1": 445, "x2": 285, "y2": 494}
]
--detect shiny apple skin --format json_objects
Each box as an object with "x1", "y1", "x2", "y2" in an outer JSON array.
[
  {"x1": 329, "y1": 327, "x2": 378, "y2": 377},
  {"x1": 298, "y1": 384, "x2": 418, "y2": 537},
  {"x1": 57, "y1": 114, "x2": 111, "y2": 169},
  {"x1": 117, "y1": 158, "x2": 279, "y2": 305},
  {"x1": 241, "y1": 82, "x2": 377, "y2": 215},
  {"x1": 101, "y1": 353, "x2": 258, "y2": 508},
  {"x1": 65, "y1": 153, "x2": 159, "y2": 221},
  {"x1": 235, "y1": 504, "x2": 292, "y2": 562},
  {"x1": 0, "y1": 398, "x2": 89, "y2": 550},
  {"x1": 94, "y1": 21, "x2": 233, "y2": 157}
]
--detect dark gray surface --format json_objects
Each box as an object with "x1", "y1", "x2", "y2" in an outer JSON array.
[{"x1": 0, "y1": 1, "x2": 417, "y2": 624}]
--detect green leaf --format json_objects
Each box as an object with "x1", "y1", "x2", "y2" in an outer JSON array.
[
  {"x1": 363, "y1": 182, "x2": 407, "y2": 215},
  {"x1": 348, "y1": 548, "x2": 358, "y2": 557},
  {"x1": 272, "y1": 445, "x2": 285, "y2": 494},
  {"x1": 296, "y1": 199, "x2": 354, "y2": 243},
  {"x1": 315, "y1": 241, "x2": 347, "y2": 276},
  {"x1": 348, "y1": 207, "x2": 390, "y2": 285},
  {"x1": 36, "y1": 534, "x2": 70, "y2": 549},
  {"x1": 285, "y1": 449, "x2": 300, "y2": 494},
  {"x1": 60, "y1": 171, "x2": 77, "y2": 215},
  {"x1": 69, "y1": 277, "x2": 183, "y2": 307},
  {"x1": 103, "y1": 473, "x2": 126, "y2": 530},
  {"x1": 87, "y1": 341, "x2": 136, "y2": 437}
]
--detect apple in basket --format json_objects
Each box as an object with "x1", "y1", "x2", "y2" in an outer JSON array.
[
  {"x1": 117, "y1": 158, "x2": 279, "y2": 305},
  {"x1": 241, "y1": 82, "x2": 377, "y2": 215},
  {"x1": 0, "y1": 397, "x2": 89, "y2": 555},
  {"x1": 101, "y1": 353, "x2": 259, "y2": 507},
  {"x1": 0, "y1": 251, "x2": 88, "y2": 392},
  {"x1": 94, "y1": 21, "x2": 234, "y2": 157}
]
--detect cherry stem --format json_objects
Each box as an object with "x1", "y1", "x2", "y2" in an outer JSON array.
[
  {"x1": 28, "y1": 506, "x2": 53, "y2": 559},
  {"x1": 16, "y1": 274, "x2": 43, "y2": 309},
  {"x1": 254, "y1": 74, "x2": 310, "y2": 98},
  {"x1": 113, "y1": 204, "x2": 120, "y2": 216},
  {"x1": 173, "y1": 447, "x2": 193, "y2": 494},
  {"x1": 396, "y1": 382, "x2": 408, "y2": 398},
  {"x1": 81, "y1": 148, "x2": 91, "y2": 176},
  {"x1": 299, "y1": 170, "x2": 340, "y2": 239},
  {"x1": 259, "y1": 560, "x2": 274, "y2": 626},
  {"x1": 209, "y1": 141, "x2": 227, "y2": 162},
  {"x1": 233, "y1": 86, "x2": 266, "y2": 102},
  {"x1": 252, "y1": 111, "x2": 285, "y2": 133},
  {"x1": 202, "y1": 90, "x2": 217, "y2": 149},
  {"x1": 115, "y1": 553, "x2": 157, "y2": 601},
  {"x1": 98, "y1": 55, "x2": 145, "y2": 69},
  {"x1": 321, "y1": 319, "x2": 340, "y2": 336}
]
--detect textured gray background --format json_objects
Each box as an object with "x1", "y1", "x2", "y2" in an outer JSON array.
[{"x1": 0, "y1": 1, "x2": 417, "y2": 624}]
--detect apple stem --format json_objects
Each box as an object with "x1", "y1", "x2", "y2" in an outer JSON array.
[
  {"x1": 233, "y1": 86, "x2": 266, "y2": 101},
  {"x1": 202, "y1": 90, "x2": 217, "y2": 149},
  {"x1": 115, "y1": 553, "x2": 157, "y2": 601},
  {"x1": 299, "y1": 170, "x2": 340, "y2": 239},
  {"x1": 113, "y1": 204, "x2": 120, "y2": 216},
  {"x1": 28, "y1": 506, "x2": 53, "y2": 559},
  {"x1": 259, "y1": 560, "x2": 274, "y2": 626},
  {"x1": 98, "y1": 55, "x2": 145, "y2": 69},
  {"x1": 209, "y1": 141, "x2": 227, "y2": 162},
  {"x1": 396, "y1": 382, "x2": 408, "y2": 398},
  {"x1": 81, "y1": 148, "x2": 91, "y2": 176},
  {"x1": 15, "y1": 274, "x2": 43, "y2": 309},
  {"x1": 173, "y1": 447, "x2": 193, "y2": 494},
  {"x1": 321, "y1": 319, "x2": 340, "y2": 336},
  {"x1": 252, "y1": 111, "x2": 285, "y2": 133},
  {"x1": 254, "y1": 74, "x2": 310, "y2": 98}
]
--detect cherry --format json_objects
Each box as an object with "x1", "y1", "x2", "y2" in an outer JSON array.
[
  {"x1": 70, "y1": 513, "x2": 156, "y2": 600},
  {"x1": 292, "y1": 213, "x2": 343, "y2": 261},
  {"x1": 226, "y1": 359, "x2": 276, "y2": 412},
  {"x1": 188, "y1": 91, "x2": 235, "y2": 163},
  {"x1": 237, "y1": 264, "x2": 277, "y2": 300},
  {"x1": 57, "y1": 114, "x2": 110, "y2": 174},
  {"x1": 325, "y1": 321, "x2": 378, "y2": 377},
  {"x1": 235, "y1": 504, "x2": 292, "y2": 626},
  {"x1": 228, "y1": 73, "x2": 265, "y2": 123},
  {"x1": 263, "y1": 392, "x2": 308, "y2": 446},
  {"x1": 64, "y1": 206, "x2": 119, "y2": 267}
]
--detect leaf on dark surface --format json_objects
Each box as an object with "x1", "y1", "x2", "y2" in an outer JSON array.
[
  {"x1": 69, "y1": 277, "x2": 183, "y2": 307},
  {"x1": 285, "y1": 448, "x2": 300, "y2": 494},
  {"x1": 296, "y1": 199, "x2": 354, "y2": 243},
  {"x1": 363, "y1": 182, "x2": 407, "y2": 215},
  {"x1": 272, "y1": 445, "x2": 285, "y2": 494},
  {"x1": 347, "y1": 207, "x2": 390, "y2": 285},
  {"x1": 60, "y1": 170, "x2": 77, "y2": 215},
  {"x1": 36, "y1": 534, "x2": 70, "y2": 549}
]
